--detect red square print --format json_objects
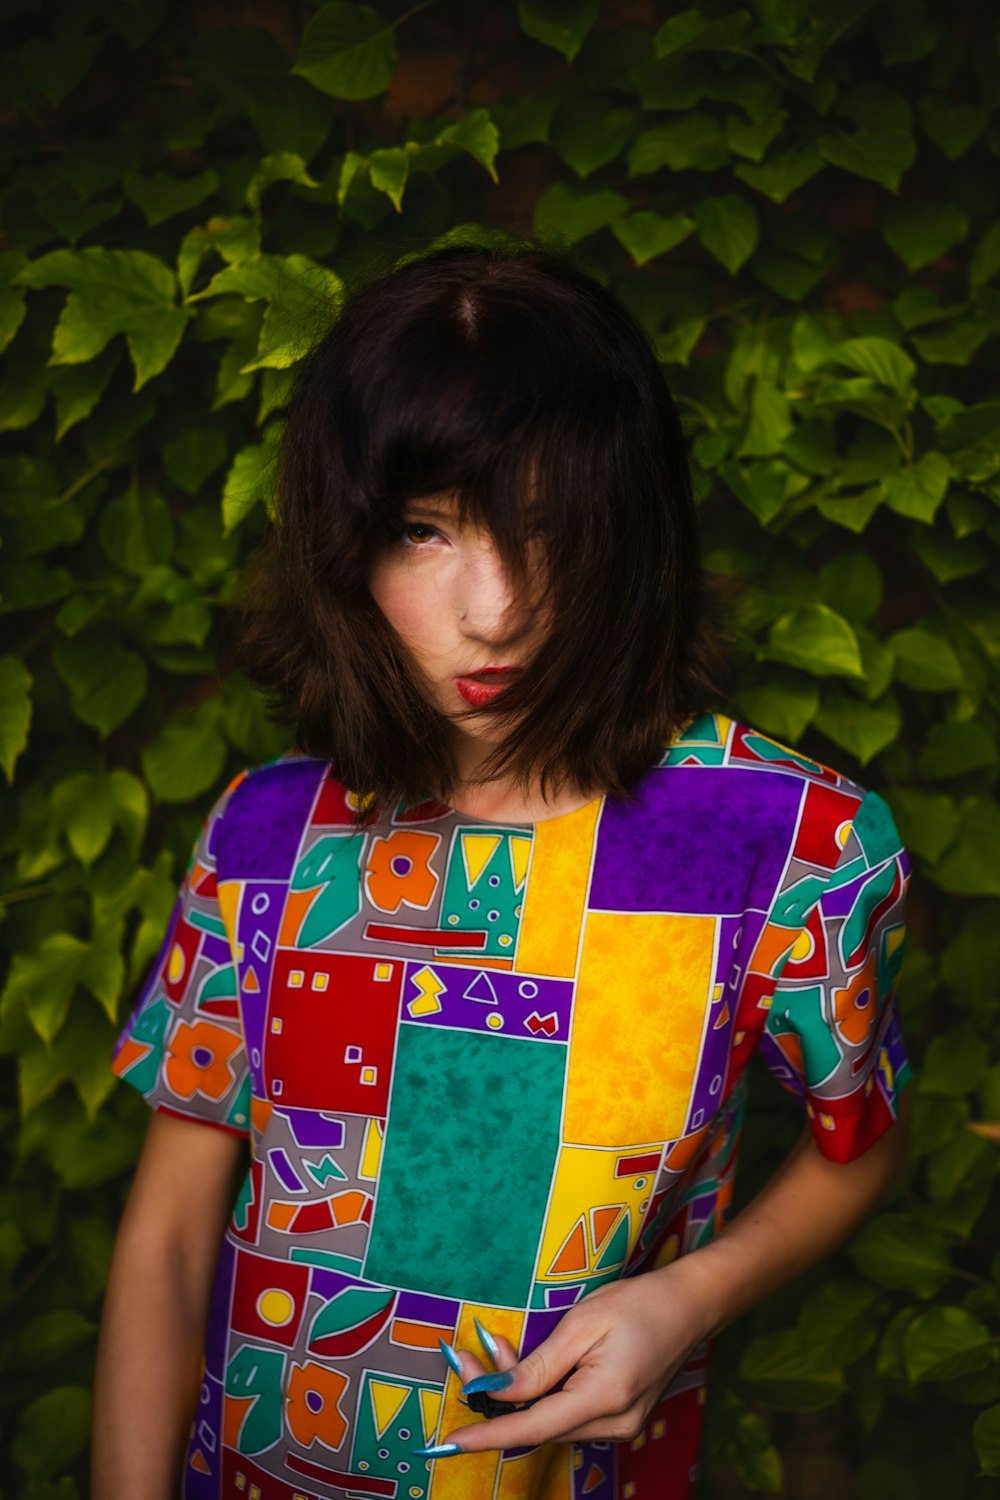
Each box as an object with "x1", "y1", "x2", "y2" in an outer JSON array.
[{"x1": 264, "y1": 951, "x2": 403, "y2": 1114}]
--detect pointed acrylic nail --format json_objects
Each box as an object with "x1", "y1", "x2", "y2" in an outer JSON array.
[
  {"x1": 473, "y1": 1317, "x2": 500, "y2": 1362},
  {"x1": 462, "y1": 1370, "x2": 514, "y2": 1395},
  {"x1": 412, "y1": 1443, "x2": 464, "y2": 1458},
  {"x1": 438, "y1": 1338, "x2": 463, "y2": 1377}
]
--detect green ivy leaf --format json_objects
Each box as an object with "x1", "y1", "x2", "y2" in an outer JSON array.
[
  {"x1": 817, "y1": 127, "x2": 915, "y2": 192},
  {"x1": 910, "y1": 317, "x2": 1000, "y2": 366},
  {"x1": 918, "y1": 95, "x2": 988, "y2": 160},
  {"x1": 737, "y1": 674, "x2": 820, "y2": 743},
  {"x1": 20, "y1": 33, "x2": 103, "y2": 106},
  {"x1": 178, "y1": 216, "x2": 262, "y2": 298},
  {"x1": 15, "y1": 1310, "x2": 96, "y2": 1369},
  {"x1": 693, "y1": 194, "x2": 760, "y2": 274},
  {"x1": 50, "y1": 348, "x2": 119, "y2": 440},
  {"x1": 740, "y1": 1329, "x2": 847, "y2": 1410},
  {"x1": 628, "y1": 116, "x2": 731, "y2": 176},
  {"x1": 970, "y1": 223, "x2": 1000, "y2": 291},
  {"x1": 51, "y1": 770, "x2": 148, "y2": 866},
  {"x1": 817, "y1": 552, "x2": 883, "y2": 624},
  {"x1": 2, "y1": 933, "x2": 90, "y2": 1044},
  {"x1": 974, "y1": 1405, "x2": 1000, "y2": 1477},
  {"x1": 434, "y1": 110, "x2": 501, "y2": 183},
  {"x1": 797, "y1": 1279, "x2": 881, "y2": 1368},
  {"x1": 142, "y1": 705, "x2": 228, "y2": 802},
  {"x1": 932, "y1": 798, "x2": 1000, "y2": 897},
  {"x1": 882, "y1": 200, "x2": 969, "y2": 272},
  {"x1": 904, "y1": 1307, "x2": 994, "y2": 1384},
  {"x1": 518, "y1": 0, "x2": 599, "y2": 62},
  {"x1": 611, "y1": 210, "x2": 695, "y2": 267},
  {"x1": 554, "y1": 105, "x2": 637, "y2": 178},
  {"x1": 654, "y1": 7, "x2": 752, "y2": 57},
  {"x1": 881, "y1": 451, "x2": 951, "y2": 522},
  {"x1": 163, "y1": 426, "x2": 228, "y2": 495},
  {"x1": 246, "y1": 152, "x2": 320, "y2": 213},
  {"x1": 0, "y1": 656, "x2": 31, "y2": 783},
  {"x1": 123, "y1": 170, "x2": 219, "y2": 227},
  {"x1": 98, "y1": 483, "x2": 175, "y2": 574},
  {"x1": 534, "y1": 183, "x2": 628, "y2": 245},
  {"x1": 889, "y1": 787, "x2": 960, "y2": 863},
  {"x1": 12, "y1": 1384, "x2": 92, "y2": 1478},
  {"x1": 52, "y1": 632, "x2": 148, "y2": 737},
  {"x1": 221, "y1": 426, "x2": 280, "y2": 533},
  {"x1": 763, "y1": 604, "x2": 864, "y2": 679},
  {"x1": 725, "y1": 109, "x2": 788, "y2": 163},
  {"x1": 850, "y1": 1214, "x2": 951, "y2": 1297},
  {"x1": 734, "y1": 144, "x2": 824, "y2": 204},
  {"x1": 293, "y1": 2, "x2": 397, "y2": 100},
  {"x1": 16, "y1": 249, "x2": 189, "y2": 391},
  {"x1": 826, "y1": 337, "x2": 916, "y2": 396},
  {"x1": 888, "y1": 627, "x2": 963, "y2": 691},
  {"x1": 917, "y1": 721, "x2": 999, "y2": 780},
  {"x1": 814, "y1": 691, "x2": 901, "y2": 767}
]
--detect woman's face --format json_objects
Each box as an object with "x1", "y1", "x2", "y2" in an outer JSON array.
[{"x1": 368, "y1": 495, "x2": 549, "y2": 752}]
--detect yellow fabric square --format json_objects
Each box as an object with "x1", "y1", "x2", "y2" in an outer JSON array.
[
  {"x1": 429, "y1": 1304, "x2": 524, "y2": 1500},
  {"x1": 565, "y1": 912, "x2": 716, "y2": 1144},
  {"x1": 516, "y1": 800, "x2": 601, "y2": 979}
]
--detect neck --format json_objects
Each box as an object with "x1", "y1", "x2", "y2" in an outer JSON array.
[{"x1": 445, "y1": 746, "x2": 596, "y2": 824}]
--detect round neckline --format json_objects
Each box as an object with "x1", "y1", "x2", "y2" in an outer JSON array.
[{"x1": 441, "y1": 789, "x2": 608, "y2": 829}]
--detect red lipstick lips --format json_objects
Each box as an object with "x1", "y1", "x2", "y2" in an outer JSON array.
[{"x1": 454, "y1": 666, "x2": 521, "y2": 708}]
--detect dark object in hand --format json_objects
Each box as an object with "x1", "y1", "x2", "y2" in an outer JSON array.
[{"x1": 465, "y1": 1390, "x2": 540, "y2": 1419}]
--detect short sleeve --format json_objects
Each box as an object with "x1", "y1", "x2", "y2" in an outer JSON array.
[
  {"x1": 112, "y1": 774, "x2": 251, "y2": 1137},
  {"x1": 760, "y1": 789, "x2": 913, "y2": 1163}
]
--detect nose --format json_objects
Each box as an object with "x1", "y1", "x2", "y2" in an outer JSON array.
[{"x1": 456, "y1": 537, "x2": 534, "y2": 645}]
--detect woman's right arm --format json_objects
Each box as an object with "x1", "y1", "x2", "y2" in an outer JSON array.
[{"x1": 91, "y1": 1109, "x2": 248, "y2": 1500}]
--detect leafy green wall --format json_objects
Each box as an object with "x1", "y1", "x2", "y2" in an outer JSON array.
[{"x1": 1, "y1": 0, "x2": 999, "y2": 1494}]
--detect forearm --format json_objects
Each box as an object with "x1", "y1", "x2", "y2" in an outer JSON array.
[
  {"x1": 664, "y1": 1089, "x2": 912, "y2": 1341},
  {"x1": 91, "y1": 1222, "x2": 211, "y2": 1499}
]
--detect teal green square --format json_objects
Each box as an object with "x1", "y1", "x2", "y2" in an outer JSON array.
[{"x1": 364, "y1": 1024, "x2": 565, "y2": 1308}]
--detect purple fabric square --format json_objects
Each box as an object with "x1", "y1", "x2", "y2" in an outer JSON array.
[
  {"x1": 591, "y1": 767, "x2": 804, "y2": 916},
  {"x1": 219, "y1": 759, "x2": 325, "y2": 879}
]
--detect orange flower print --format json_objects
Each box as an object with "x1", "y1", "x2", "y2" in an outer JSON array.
[
  {"x1": 165, "y1": 1018, "x2": 242, "y2": 1102},
  {"x1": 832, "y1": 951, "x2": 878, "y2": 1046},
  {"x1": 365, "y1": 830, "x2": 440, "y2": 913}
]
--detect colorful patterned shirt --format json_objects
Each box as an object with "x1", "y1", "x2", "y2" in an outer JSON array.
[{"x1": 112, "y1": 712, "x2": 912, "y2": 1500}]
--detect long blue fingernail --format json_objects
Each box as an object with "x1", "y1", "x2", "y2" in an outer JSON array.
[
  {"x1": 473, "y1": 1317, "x2": 500, "y2": 1361},
  {"x1": 462, "y1": 1370, "x2": 513, "y2": 1395},
  {"x1": 412, "y1": 1443, "x2": 464, "y2": 1457},
  {"x1": 438, "y1": 1338, "x2": 463, "y2": 1377}
]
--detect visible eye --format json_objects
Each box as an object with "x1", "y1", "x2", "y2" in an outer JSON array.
[{"x1": 402, "y1": 522, "x2": 439, "y2": 546}]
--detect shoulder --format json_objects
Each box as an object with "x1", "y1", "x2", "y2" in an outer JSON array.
[
  {"x1": 632, "y1": 711, "x2": 894, "y2": 868},
  {"x1": 212, "y1": 753, "x2": 358, "y2": 877}
]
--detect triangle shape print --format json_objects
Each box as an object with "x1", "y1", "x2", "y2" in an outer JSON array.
[
  {"x1": 509, "y1": 835, "x2": 532, "y2": 891},
  {"x1": 370, "y1": 1380, "x2": 410, "y2": 1440},
  {"x1": 419, "y1": 1386, "x2": 442, "y2": 1443},
  {"x1": 595, "y1": 1211, "x2": 630, "y2": 1271},
  {"x1": 583, "y1": 1464, "x2": 606, "y2": 1494},
  {"x1": 242, "y1": 965, "x2": 260, "y2": 993},
  {"x1": 461, "y1": 833, "x2": 502, "y2": 888},
  {"x1": 590, "y1": 1205, "x2": 621, "y2": 1254},
  {"x1": 463, "y1": 971, "x2": 499, "y2": 1005},
  {"x1": 548, "y1": 1216, "x2": 588, "y2": 1277},
  {"x1": 713, "y1": 1000, "x2": 730, "y2": 1029}
]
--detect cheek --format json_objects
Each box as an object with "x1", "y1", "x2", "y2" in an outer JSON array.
[{"x1": 369, "y1": 564, "x2": 441, "y2": 656}]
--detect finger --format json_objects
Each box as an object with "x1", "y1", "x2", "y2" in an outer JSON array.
[
  {"x1": 441, "y1": 1368, "x2": 621, "y2": 1455},
  {"x1": 438, "y1": 1338, "x2": 486, "y2": 1396},
  {"x1": 461, "y1": 1306, "x2": 606, "y2": 1409},
  {"x1": 473, "y1": 1317, "x2": 518, "y2": 1371}
]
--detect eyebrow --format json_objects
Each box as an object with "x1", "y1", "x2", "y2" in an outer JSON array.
[{"x1": 402, "y1": 497, "x2": 457, "y2": 518}]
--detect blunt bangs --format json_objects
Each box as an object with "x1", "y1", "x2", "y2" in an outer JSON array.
[{"x1": 236, "y1": 241, "x2": 729, "y2": 810}]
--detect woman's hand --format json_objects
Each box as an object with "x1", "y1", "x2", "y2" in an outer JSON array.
[{"x1": 427, "y1": 1256, "x2": 717, "y2": 1455}]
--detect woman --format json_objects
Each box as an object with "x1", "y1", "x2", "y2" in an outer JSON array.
[{"x1": 93, "y1": 243, "x2": 912, "y2": 1500}]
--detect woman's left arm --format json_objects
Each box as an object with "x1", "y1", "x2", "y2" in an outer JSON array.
[{"x1": 440, "y1": 1090, "x2": 911, "y2": 1453}]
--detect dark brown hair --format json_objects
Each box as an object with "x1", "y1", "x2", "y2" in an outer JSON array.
[{"x1": 236, "y1": 240, "x2": 728, "y2": 810}]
